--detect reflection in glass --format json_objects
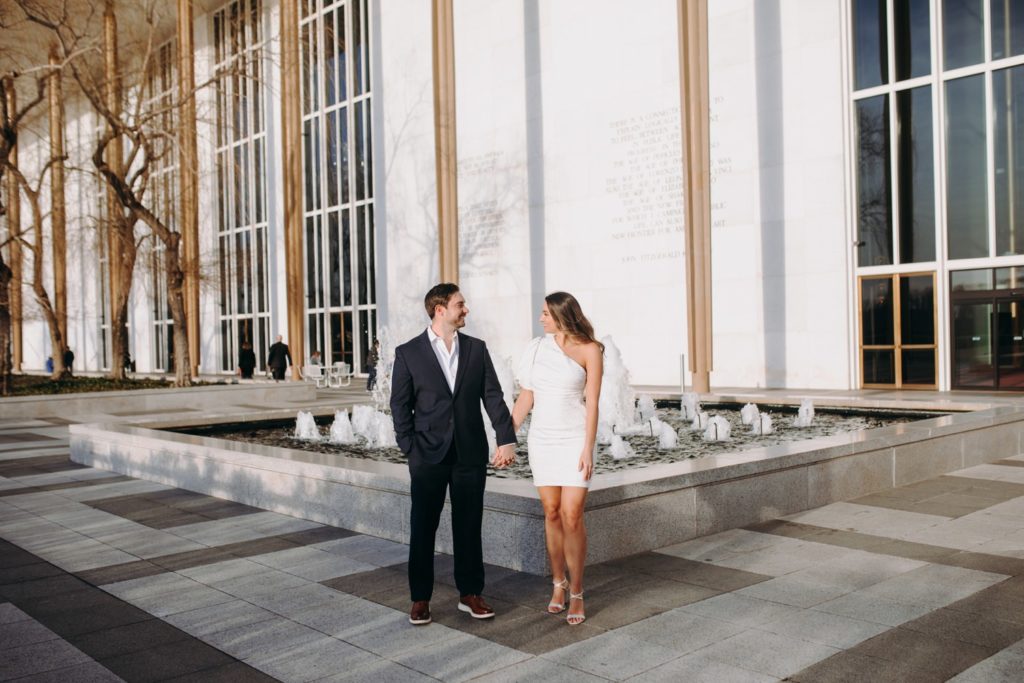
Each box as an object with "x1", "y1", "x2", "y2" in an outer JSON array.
[
  {"x1": 992, "y1": 0, "x2": 1024, "y2": 59},
  {"x1": 894, "y1": 0, "x2": 931, "y2": 80},
  {"x1": 997, "y1": 300, "x2": 1024, "y2": 387},
  {"x1": 353, "y1": 0, "x2": 365, "y2": 95},
  {"x1": 853, "y1": 0, "x2": 888, "y2": 89},
  {"x1": 897, "y1": 87, "x2": 935, "y2": 263},
  {"x1": 328, "y1": 211, "x2": 340, "y2": 308},
  {"x1": 996, "y1": 266, "x2": 1024, "y2": 289},
  {"x1": 864, "y1": 350, "x2": 896, "y2": 384},
  {"x1": 342, "y1": 209, "x2": 352, "y2": 306},
  {"x1": 952, "y1": 268, "x2": 994, "y2": 291},
  {"x1": 900, "y1": 275, "x2": 935, "y2": 344},
  {"x1": 953, "y1": 302, "x2": 995, "y2": 386},
  {"x1": 357, "y1": 207, "x2": 367, "y2": 306},
  {"x1": 323, "y1": 8, "x2": 336, "y2": 105},
  {"x1": 326, "y1": 109, "x2": 338, "y2": 207},
  {"x1": 862, "y1": 277, "x2": 895, "y2": 345},
  {"x1": 902, "y1": 349, "x2": 935, "y2": 384},
  {"x1": 994, "y1": 66, "x2": 1024, "y2": 255},
  {"x1": 946, "y1": 75, "x2": 989, "y2": 259},
  {"x1": 944, "y1": 0, "x2": 985, "y2": 69},
  {"x1": 856, "y1": 96, "x2": 893, "y2": 266}
]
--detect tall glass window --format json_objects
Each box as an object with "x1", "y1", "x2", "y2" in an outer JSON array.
[
  {"x1": 853, "y1": 1, "x2": 936, "y2": 268},
  {"x1": 897, "y1": 86, "x2": 935, "y2": 262},
  {"x1": 994, "y1": 64, "x2": 1024, "y2": 254},
  {"x1": 143, "y1": 41, "x2": 177, "y2": 372},
  {"x1": 991, "y1": 0, "x2": 1024, "y2": 59},
  {"x1": 854, "y1": 0, "x2": 889, "y2": 88},
  {"x1": 856, "y1": 96, "x2": 893, "y2": 266},
  {"x1": 301, "y1": 0, "x2": 376, "y2": 374},
  {"x1": 853, "y1": 1, "x2": 1024, "y2": 390},
  {"x1": 946, "y1": 74, "x2": 989, "y2": 258},
  {"x1": 943, "y1": 0, "x2": 985, "y2": 69},
  {"x1": 895, "y1": 0, "x2": 932, "y2": 79},
  {"x1": 213, "y1": 0, "x2": 270, "y2": 375}
]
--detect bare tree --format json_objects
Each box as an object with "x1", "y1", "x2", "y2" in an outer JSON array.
[
  {"x1": 0, "y1": 67, "x2": 71, "y2": 383},
  {"x1": 16, "y1": 0, "x2": 218, "y2": 386}
]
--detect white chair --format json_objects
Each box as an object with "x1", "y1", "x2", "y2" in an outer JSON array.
[
  {"x1": 329, "y1": 362, "x2": 353, "y2": 388},
  {"x1": 302, "y1": 364, "x2": 329, "y2": 389}
]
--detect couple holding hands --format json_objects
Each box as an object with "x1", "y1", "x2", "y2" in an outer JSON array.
[{"x1": 390, "y1": 283, "x2": 604, "y2": 627}]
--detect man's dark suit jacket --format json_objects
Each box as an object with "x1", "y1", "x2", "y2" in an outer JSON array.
[
  {"x1": 390, "y1": 331, "x2": 516, "y2": 465},
  {"x1": 267, "y1": 342, "x2": 291, "y2": 370}
]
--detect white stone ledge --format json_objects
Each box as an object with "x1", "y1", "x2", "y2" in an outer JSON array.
[{"x1": 69, "y1": 405, "x2": 1024, "y2": 574}]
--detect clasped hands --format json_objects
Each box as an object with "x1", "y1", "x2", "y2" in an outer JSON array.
[{"x1": 492, "y1": 443, "x2": 516, "y2": 468}]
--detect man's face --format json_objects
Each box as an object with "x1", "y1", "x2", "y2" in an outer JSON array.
[{"x1": 436, "y1": 293, "x2": 468, "y2": 329}]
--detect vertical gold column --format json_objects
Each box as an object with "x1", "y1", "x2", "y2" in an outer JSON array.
[
  {"x1": 103, "y1": 0, "x2": 123, "y2": 356},
  {"x1": 280, "y1": 0, "x2": 304, "y2": 378},
  {"x1": 432, "y1": 0, "x2": 459, "y2": 283},
  {"x1": 4, "y1": 81, "x2": 22, "y2": 371},
  {"x1": 677, "y1": 0, "x2": 712, "y2": 393},
  {"x1": 49, "y1": 45, "x2": 67, "y2": 347},
  {"x1": 177, "y1": 0, "x2": 200, "y2": 376}
]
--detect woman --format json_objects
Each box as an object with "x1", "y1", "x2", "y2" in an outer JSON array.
[{"x1": 512, "y1": 292, "x2": 603, "y2": 625}]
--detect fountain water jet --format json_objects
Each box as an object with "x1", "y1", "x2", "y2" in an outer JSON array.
[
  {"x1": 294, "y1": 411, "x2": 320, "y2": 441},
  {"x1": 750, "y1": 413, "x2": 774, "y2": 435},
  {"x1": 329, "y1": 410, "x2": 357, "y2": 444},
  {"x1": 703, "y1": 415, "x2": 731, "y2": 442}
]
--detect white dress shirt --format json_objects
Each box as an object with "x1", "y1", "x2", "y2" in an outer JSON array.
[{"x1": 426, "y1": 326, "x2": 459, "y2": 392}]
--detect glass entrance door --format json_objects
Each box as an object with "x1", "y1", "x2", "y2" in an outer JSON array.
[
  {"x1": 952, "y1": 302, "x2": 994, "y2": 387},
  {"x1": 860, "y1": 273, "x2": 937, "y2": 388},
  {"x1": 997, "y1": 301, "x2": 1024, "y2": 388}
]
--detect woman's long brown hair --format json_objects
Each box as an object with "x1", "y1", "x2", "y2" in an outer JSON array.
[{"x1": 545, "y1": 291, "x2": 604, "y2": 352}]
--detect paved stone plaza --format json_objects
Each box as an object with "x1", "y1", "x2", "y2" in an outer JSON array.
[{"x1": 4, "y1": 389, "x2": 1024, "y2": 681}]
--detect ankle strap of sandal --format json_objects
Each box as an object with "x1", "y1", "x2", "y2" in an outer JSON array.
[
  {"x1": 570, "y1": 590, "x2": 584, "y2": 599},
  {"x1": 553, "y1": 577, "x2": 569, "y2": 588}
]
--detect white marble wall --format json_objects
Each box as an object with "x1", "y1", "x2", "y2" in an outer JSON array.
[{"x1": 708, "y1": 0, "x2": 851, "y2": 389}]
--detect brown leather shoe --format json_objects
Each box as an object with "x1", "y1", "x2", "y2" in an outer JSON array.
[
  {"x1": 409, "y1": 600, "x2": 431, "y2": 625},
  {"x1": 457, "y1": 594, "x2": 495, "y2": 619}
]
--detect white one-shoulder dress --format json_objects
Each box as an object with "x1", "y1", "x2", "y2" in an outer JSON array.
[{"x1": 518, "y1": 335, "x2": 591, "y2": 489}]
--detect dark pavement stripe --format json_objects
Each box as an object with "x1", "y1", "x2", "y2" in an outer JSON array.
[
  {"x1": 745, "y1": 519, "x2": 1024, "y2": 576},
  {"x1": 77, "y1": 526, "x2": 357, "y2": 586},
  {"x1": 0, "y1": 539, "x2": 277, "y2": 682},
  {"x1": 0, "y1": 475, "x2": 134, "y2": 498}
]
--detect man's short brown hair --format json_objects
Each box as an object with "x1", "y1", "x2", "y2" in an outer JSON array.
[{"x1": 424, "y1": 283, "x2": 460, "y2": 318}]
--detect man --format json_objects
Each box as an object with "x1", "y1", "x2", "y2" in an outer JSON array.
[
  {"x1": 238, "y1": 342, "x2": 256, "y2": 379},
  {"x1": 267, "y1": 335, "x2": 291, "y2": 381},
  {"x1": 390, "y1": 283, "x2": 517, "y2": 626}
]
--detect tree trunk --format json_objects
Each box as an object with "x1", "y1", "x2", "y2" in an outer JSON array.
[
  {"x1": 107, "y1": 219, "x2": 135, "y2": 380},
  {"x1": 163, "y1": 233, "x2": 191, "y2": 387},
  {"x1": 0, "y1": 254, "x2": 12, "y2": 396}
]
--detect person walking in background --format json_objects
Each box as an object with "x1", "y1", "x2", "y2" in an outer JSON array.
[
  {"x1": 63, "y1": 348, "x2": 75, "y2": 376},
  {"x1": 267, "y1": 336, "x2": 291, "y2": 381},
  {"x1": 366, "y1": 339, "x2": 380, "y2": 391},
  {"x1": 238, "y1": 342, "x2": 256, "y2": 379}
]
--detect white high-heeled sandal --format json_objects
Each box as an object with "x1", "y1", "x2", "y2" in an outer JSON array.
[
  {"x1": 567, "y1": 590, "x2": 585, "y2": 625},
  {"x1": 548, "y1": 577, "x2": 569, "y2": 614}
]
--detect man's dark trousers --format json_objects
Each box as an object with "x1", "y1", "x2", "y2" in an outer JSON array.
[{"x1": 408, "y1": 442, "x2": 486, "y2": 601}]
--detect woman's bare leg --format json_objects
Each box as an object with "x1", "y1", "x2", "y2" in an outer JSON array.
[
  {"x1": 560, "y1": 487, "x2": 588, "y2": 623},
  {"x1": 538, "y1": 486, "x2": 567, "y2": 610}
]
